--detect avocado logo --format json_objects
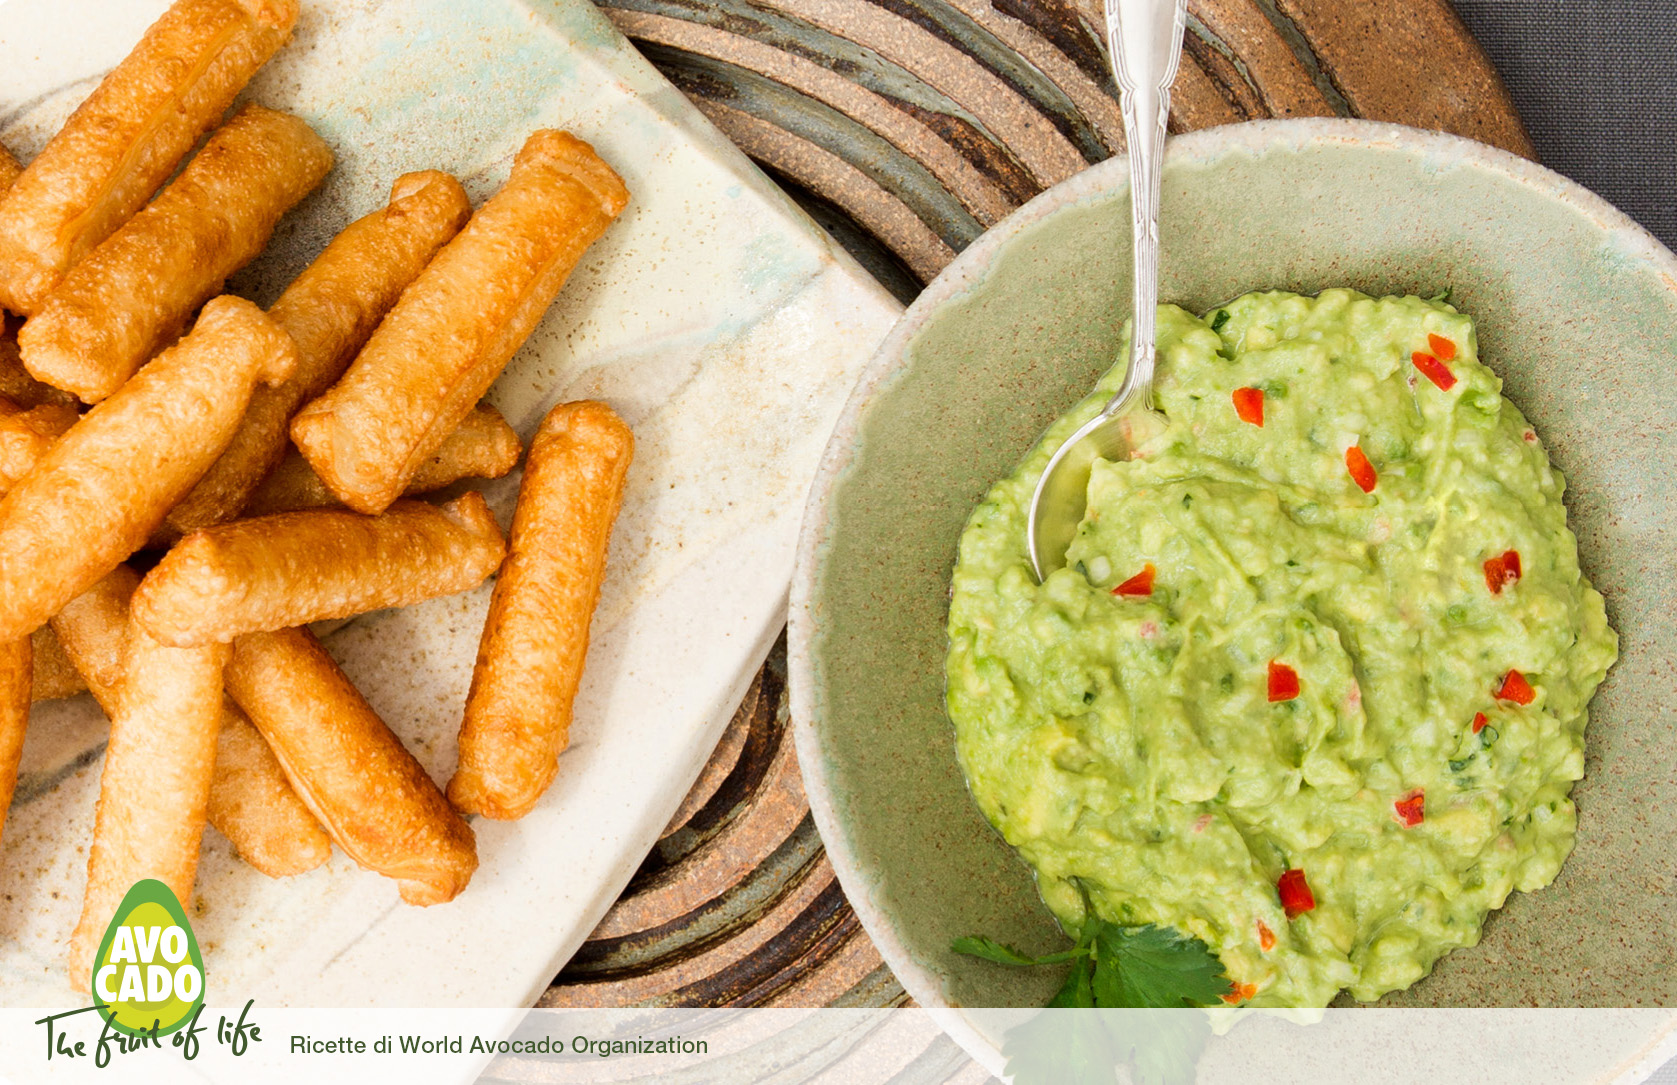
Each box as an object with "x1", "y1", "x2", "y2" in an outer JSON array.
[{"x1": 90, "y1": 879, "x2": 205, "y2": 1038}]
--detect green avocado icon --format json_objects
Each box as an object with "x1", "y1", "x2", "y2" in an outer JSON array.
[{"x1": 89, "y1": 879, "x2": 205, "y2": 1037}]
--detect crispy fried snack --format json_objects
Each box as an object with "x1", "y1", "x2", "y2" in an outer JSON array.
[
  {"x1": 19, "y1": 104, "x2": 330, "y2": 403},
  {"x1": 292, "y1": 130, "x2": 628, "y2": 513},
  {"x1": 0, "y1": 396, "x2": 78, "y2": 494},
  {"x1": 51, "y1": 565, "x2": 331, "y2": 877},
  {"x1": 30, "y1": 625, "x2": 86, "y2": 702},
  {"x1": 0, "y1": 320, "x2": 78, "y2": 410},
  {"x1": 0, "y1": 295, "x2": 298, "y2": 643},
  {"x1": 161, "y1": 171, "x2": 472, "y2": 541},
  {"x1": 450, "y1": 402, "x2": 632, "y2": 819},
  {"x1": 0, "y1": 389, "x2": 89, "y2": 704},
  {"x1": 0, "y1": 636, "x2": 29, "y2": 848},
  {"x1": 245, "y1": 404, "x2": 521, "y2": 517},
  {"x1": 0, "y1": 142, "x2": 19, "y2": 195},
  {"x1": 68, "y1": 625, "x2": 229, "y2": 988},
  {"x1": 206, "y1": 703, "x2": 334, "y2": 876},
  {"x1": 133, "y1": 491, "x2": 506, "y2": 647},
  {"x1": 0, "y1": 0, "x2": 296, "y2": 315},
  {"x1": 225, "y1": 627, "x2": 477, "y2": 905}
]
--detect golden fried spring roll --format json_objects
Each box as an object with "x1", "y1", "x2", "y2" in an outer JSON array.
[
  {"x1": 225, "y1": 627, "x2": 476, "y2": 905},
  {"x1": 244, "y1": 404, "x2": 521, "y2": 517},
  {"x1": 0, "y1": 0, "x2": 297, "y2": 314},
  {"x1": 0, "y1": 390, "x2": 88, "y2": 703},
  {"x1": 0, "y1": 397, "x2": 78, "y2": 494},
  {"x1": 68, "y1": 626, "x2": 229, "y2": 988},
  {"x1": 48, "y1": 568, "x2": 147, "y2": 697},
  {"x1": 0, "y1": 295, "x2": 298, "y2": 643},
  {"x1": 0, "y1": 636, "x2": 29, "y2": 848},
  {"x1": 30, "y1": 625, "x2": 87, "y2": 702},
  {"x1": 133, "y1": 491, "x2": 506, "y2": 647},
  {"x1": 19, "y1": 105, "x2": 331, "y2": 403},
  {"x1": 450, "y1": 402, "x2": 632, "y2": 820},
  {"x1": 291, "y1": 130, "x2": 628, "y2": 514},
  {"x1": 206, "y1": 705, "x2": 334, "y2": 876},
  {"x1": 0, "y1": 321, "x2": 78, "y2": 410},
  {"x1": 52, "y1": 565, "x2": 331, "y2": 877},
  {"x1": 160, "y1": 171, "x2": 473, "y2": 541},
  {"x1": 0, "y1": 142, "x2": 19, "y2": 196}
]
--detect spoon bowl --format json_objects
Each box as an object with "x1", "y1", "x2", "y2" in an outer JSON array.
[{"x1": 1024, "y1": 390, "x2": 1166, "y2": 578}]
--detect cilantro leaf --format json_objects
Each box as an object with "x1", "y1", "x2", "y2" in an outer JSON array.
[
  {"x1": 1000, "y1": 1008, "x2": 1210, "y2": 1085},
  {"x1": 1091, "y1": 923, "x2": 1233, "y2": 1008},
  {"x1": 1124, "y1": 1010, "x2": 1213, "y2": 1085},
  {"x1": 951, "y1": 936, "x2": 1049, "y2": 967},
  {"x1": 954, "y1": 920, "x2": 1232, "y2": 1008},
  {"x1": 960, "y1": 918, "x2": 1228, "y2": 1085},
  {"x1": 999, "y1": 1009, "x2": 1117, "y2": 1085},
  {"x1": 1046, "y1": 956, "x2": 1095, "y2": 1008},
  {"x1": 1210, "y1": 309, "x2": 1231, "y2": 333},
  {"x1": 953, "y1": 934, "x2": 1087, "y2": 967}
]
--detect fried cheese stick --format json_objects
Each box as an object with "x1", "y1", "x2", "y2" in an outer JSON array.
[
  {"x1": 291, "y1": 130, "x2": 628, "y2": 514},
  {"x1": 20, "y1": 104, "x2": 331, "y2": 403},
  {"x1": 244, "y1": 404, "x2": 521, "y2": 517},
  {"x1": 161, "y1": 170, "x2": 473, "y2": 541},
  {"x1": 0, "y1": 295, "x2": 298, "y2": 643},
  {"x1": 0, "y1": 396, "x2": 78, "y2": 494},
  {"x1": 0, "y1": 0, "x2": 296, "y2": 315},
  {"x1": 30, "y1": 625, "x2": 87, "y2": 702},
  {"x1": 0, "y1": 636, "x2": 29, "y2": 849},
  {"x1": 450, "y1": 402, "x2": 632, "y2": 820},
  {"x1": 225, "y1": 628, "x2": 477, "y2": 905},
  {"x1": 133, "y1": 492, "x2": 506, "y2": 647},
  {"x1": 52, "y1": 565, "x2": 331, "y2": 877},
  {"x1": 67, "y1": 625, "x2": 229, "y2": 988}
]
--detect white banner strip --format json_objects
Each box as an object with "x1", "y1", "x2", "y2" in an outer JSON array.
[{"x1": 0, "y1": 1006, "x2": 1672, "y2": 1085}]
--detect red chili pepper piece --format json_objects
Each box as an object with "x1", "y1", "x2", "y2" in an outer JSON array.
[
  {"x1": 1221, "y1": 981, "x2": 1259, "y2": 1005},
  {"x1": 1497, "y1": 669, "x2": 1536, "y2": 705},
  {"x1": 1112, "y1": 563, "x2": 1156, "y2": 597},
  {"x1": 1277, "y1": 868, "x2": 1315, "y2": 918},
  {"x1": 1393, "y1": 789, "x2": 1425, "y2": 828},
  {"x1": 1412, "y1": 351, "x2": 1457, "y2": 391},
  {"x1": 1483, "y1": 549, "x2": 1522, "y2": 593},
  {"x1": 1344, "y1": 445, "x2": 1377, "y2": 493},
  {"x1": 1472, "y1": 711, "x2": 1488, "y2": 734},
  {"x1": 1267, "y1": 661, "x2": 1299, "y2": 702},
  {"x1": 1257, "y1": 920, "x2": 1276, "y2": 952},
  {"x1": 1232, "y1": 386, "x2": 1265, "y2": 427},
  {"x1": 1427, "y1": 333, "x2": 1457, "y2": 361}
]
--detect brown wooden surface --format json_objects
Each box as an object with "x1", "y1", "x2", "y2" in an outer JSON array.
[{"x1": 544, "y1": 0, "x2": 1531, "y2": 1010}]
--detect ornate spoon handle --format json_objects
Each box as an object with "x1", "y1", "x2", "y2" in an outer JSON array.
[{"x1": 1101, "y1": 0, "x2": 1185, "y2": 415}]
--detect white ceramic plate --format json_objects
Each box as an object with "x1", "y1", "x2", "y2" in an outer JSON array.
[{"x1": 0, "y1": 0, "x2": 900, "y2": 1007}]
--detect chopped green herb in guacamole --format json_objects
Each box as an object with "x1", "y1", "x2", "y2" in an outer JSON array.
[{"x1": 944, "y1": 289, "x2": 1618, "y2": 1007}]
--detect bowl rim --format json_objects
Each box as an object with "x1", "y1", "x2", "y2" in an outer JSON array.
[{"x1": 786, "y1": 115, "x2": 1677, "y2": 1016}]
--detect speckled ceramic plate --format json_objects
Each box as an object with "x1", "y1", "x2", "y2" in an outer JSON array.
[
  {"x1": 791, "y1": 120, "x2": 1677, "y2": 1024},
  {"x1": 0, "y1": 0, "x2": 900, "y2": 1007}
]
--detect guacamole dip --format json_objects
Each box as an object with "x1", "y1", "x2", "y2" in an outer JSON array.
[{"x1": 945, "y1": 289, "x2": 1618, "y2": 1007}]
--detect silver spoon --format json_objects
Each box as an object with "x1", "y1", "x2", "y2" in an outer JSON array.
[{"x1": 1026, "y1": 0, "x2": 1186, "y2": 581}]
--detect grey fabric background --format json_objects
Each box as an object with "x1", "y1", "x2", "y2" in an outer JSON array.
[
  {"x1": 1446, "y1": 5, "x2": 1676, "y2": 1079},
  {"x1": 1451, "y1": 0, "x2": 1677, "y2": 252}
]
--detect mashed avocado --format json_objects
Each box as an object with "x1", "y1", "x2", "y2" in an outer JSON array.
[{"x1": 945, "y1": 289, "x2": 1617, "y2": 1007}]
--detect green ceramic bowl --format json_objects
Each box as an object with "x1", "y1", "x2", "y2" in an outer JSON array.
[{"x1": 790, "y1": 119, "x2": 1677, "y2": 1011}]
